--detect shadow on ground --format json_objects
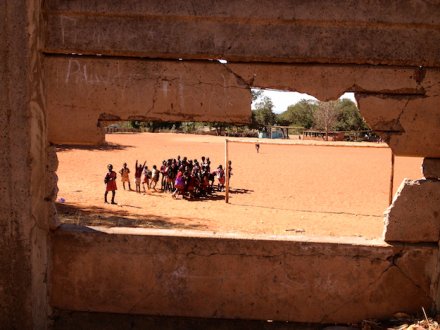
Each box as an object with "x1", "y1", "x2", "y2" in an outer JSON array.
[
  {"x1": 229, "y1": 188, "x2": 254, "y2": 194},
  {"x1": 56, "y1": 202, "x2": 207, "y2": 230},
  {"x1": 55, "y1": 142, "x2": 133, "y2": 152}
]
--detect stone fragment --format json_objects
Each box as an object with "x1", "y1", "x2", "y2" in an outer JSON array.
[{"x1": 384, "y1": 179, "x2": 440, "y2": 243}]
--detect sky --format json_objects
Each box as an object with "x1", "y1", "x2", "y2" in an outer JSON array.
[{"x1": 252, "y1": 89, "x2": 357, "y2": 114}]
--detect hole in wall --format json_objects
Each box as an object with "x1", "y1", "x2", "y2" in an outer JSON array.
[{"x1": 54, "y1": 89, "x2": 423, "y2": 240}]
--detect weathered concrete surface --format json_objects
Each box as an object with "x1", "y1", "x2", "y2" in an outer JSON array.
[
  {"x1": 44, "y1": 0, "x2": 440, "y2": 67},
  {"x1": 384, "y1": 179, "x2": 440, "y2": 243},
  {"x1": 423, "y1": 158, "x2": 440, "y2": 179},
  {"x1": 229, "y1": 63, "x2": 424, "y2": 101},
  {"x1": 356, "y1": 68, "x2": 440, "y2": 157},
  {"x1": 45, "y1": 56, "x2": 251, "y2": 144},
  {"x1": 0, "y1": 0, "x2": 50, "y2": 328},
  {"x1": 52, "y1": 226, "x2": 437, "y2": 324},
  {"x1": 47, "y1": 56, "x2": 439, "y2": 149},
  {"x1": 358, "y1": 94, "x2": 440, "y2": 157}
]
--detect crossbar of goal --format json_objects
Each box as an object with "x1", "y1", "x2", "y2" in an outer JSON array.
[{"x1": 224, "y1": 138, "x2": 395, "y2": 205}]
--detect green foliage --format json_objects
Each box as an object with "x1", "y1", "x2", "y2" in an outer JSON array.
[
  {"x1": 277, "y1": 98, "x2": 368, "y2": 132},
  {"x1": 208, "y1": 122, "x2": 230, "y2": 136},
  {"x1": 335, "y1": 99, "x2": 369, "y2": 131},
  {"x1": 251, "y1": 89, "x2": 264, "y2": 102},
  {"x1": 277, "y1": 99, "x2": 317, "y2": 129},
  {"x1": 130, "y1": 120, "x2": 141, "y2": 129},
  {"x1": 181, "y1": 122, "x2": 196, "y2": 133},
  {"x1": 251, "y1": 96, "x2": 276, "y2": 129}
]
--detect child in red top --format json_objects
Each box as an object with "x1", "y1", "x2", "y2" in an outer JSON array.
[{"x1": 104, "y1": 164, "x2": 117, "y2": 204}]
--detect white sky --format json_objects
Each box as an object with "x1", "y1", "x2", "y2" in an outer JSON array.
[{"x1": 253, "y1": 90, "x2": 357, "y2": 114}]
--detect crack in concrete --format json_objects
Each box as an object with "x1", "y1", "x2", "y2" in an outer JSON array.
[
  {"x1": 222, "y1": 65, "x2": 253, "y2": 88},
  {"x1": 319, "y1": 249, "x2": 431, "y2": 322},
  {"x1": 318, "y1": 253, "x2": 398, "y2": 322}
]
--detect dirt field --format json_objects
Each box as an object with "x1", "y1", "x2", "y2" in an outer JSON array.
[{"x1": 56, "y1": 132, "x2": 422, "y2": 239}]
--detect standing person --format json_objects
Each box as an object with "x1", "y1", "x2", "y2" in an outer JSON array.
[
  {"x1": 160, "y1": 160, "x2": 167, "y2": 191},
  {"x1": 216, "y1": 164, "x2": 225, "y2": 191},
  {"x1": 150, "y1": 165, "x2": 160, "y2": 191},
  {"x1": 104, "y1": 164, "x2": 117, "y2": 204},
  {"x1": 228, "y1": 160, "x2": 233, "y2": 181},
  {"x1": 255, "y1": 143, "x2": 260, "y2": 153},
  {"x1": 134, "y1": 160, "x2": 146, "y2": 193},
  {"x1": 119, "y1": 163, "x2": 132, "y2": 190},
  {"x1": 172, "y1": 168, "x2": 185, "y2": 199},
  {"x1": 142, "y1": 165, "x2": 151, "y2": 192}
]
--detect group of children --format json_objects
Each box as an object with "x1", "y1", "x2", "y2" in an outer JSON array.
[{"x1": 105, "y1": 156, "x2": 232, "y2": 203}]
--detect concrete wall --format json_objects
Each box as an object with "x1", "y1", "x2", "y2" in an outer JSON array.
[
  {"x1": 44, "y1": 0, "x2": 440, "y2": 66},
  {"x1": 52, "y1": 226, "x2": 437, "y2": 324},
  {"x1": 2, "y1": 1, "x2": 440, "y2": 327},
  {"x1": 45, "y1": 56, "x2": 251, "y2": 145},
  {"x1": 0, "y1": 0, "x2": 50, "y2": 328}
]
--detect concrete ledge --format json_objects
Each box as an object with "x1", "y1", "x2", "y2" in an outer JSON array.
[{"x1": 52, "y1": 224, "x2": 437, "y2": 324}]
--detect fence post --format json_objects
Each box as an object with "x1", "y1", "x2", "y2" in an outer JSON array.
[
  {"x1": 225, "y1": 139, "x2": 230, "y2": 203},
  {"x1": 389, "y1": 150, "x2": 395, "y2": 205}
]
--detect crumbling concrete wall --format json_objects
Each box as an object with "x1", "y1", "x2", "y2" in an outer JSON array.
[
  {"x1": 45, "y1": 57, "x2": 251, "y2": 145},
  {"x1": 3, "y1": 0, "x2": 440, "y2": 327},
  {"x1": 52, "y1": 226, "x2": 437, "y2": 324},
  {"x1": 0, "y1": 0, "x2": 50, "y2": 328},
  {"x1": 384, "y1": 159, "x2": 440, "y2": 243},
  {"x1": 43, "y1": 1, "x2": 440, "y2": 157}
]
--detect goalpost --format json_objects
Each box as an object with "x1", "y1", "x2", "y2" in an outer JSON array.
[{"x1": 224, "y1": 138, "x2": 395, "y2": 205}]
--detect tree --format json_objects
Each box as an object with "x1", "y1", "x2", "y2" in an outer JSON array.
[
  {"x1": 313, "y1": 101, "x2": 339, "y2": 141},
  {"x1": 208, "y1": 122, "x2": 231, "y2": 136},
  {"x1": 335, "y1": 99, "x2": 369, "y2": 131},
  {"x1": 277, "y1": 99, "x2": 317, "y2": 129},
  {"x1": 251, "y1": 96, "x2": 276, "y2": 129},
  {"x1": 251, "y1": 89, "x2": 264, "y2": 102}
]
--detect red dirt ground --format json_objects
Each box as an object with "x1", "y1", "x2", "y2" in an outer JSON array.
[{"x1": 56, "y1": 132, "x2": 422, "y2": 240}]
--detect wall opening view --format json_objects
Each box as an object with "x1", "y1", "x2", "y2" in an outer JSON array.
[{"x1": 55, "y1": 90, "x2": 422, "y2": 240}]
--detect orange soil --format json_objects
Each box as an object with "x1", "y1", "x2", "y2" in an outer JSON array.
[{"x1": 56, "y1": 132, "x2": 422, "y2": 239}]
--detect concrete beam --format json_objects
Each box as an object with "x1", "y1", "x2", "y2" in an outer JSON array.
[
  {"x1": 45, "y1": 56, "x2": 251, "y2": 145},
  {"x1": 44, "y1": 0, "x2": 440, "y2": 67},
  {"x1": 357, "y1": 94, "x2": 440, "y2": 157},
  {"x1": 228, "y1": 63, "x2": 424, "y2": 101},
  {"x1": 52, "y1": 225, "x2": 437, "y2": 324}
]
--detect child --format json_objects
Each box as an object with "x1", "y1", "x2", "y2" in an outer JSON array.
[
  {"x1": 104, "y1": 164, "x2": 117, "y2": 204},
  {"x1": 134, "y1": 160, "x2": 146, "y2": 193},
  {"x1": 172, "y1": 169, "x2": 185, "y2": 199},
  {"x1": 150, "y1": 165, "x2": 160, "y2": 191},
  {"x1": 216, "y1": 165, "x2": 225, "y2": 191},
  {"x1": 227, "y1": 160, "x2": 233, "y2": 186},
  {"x1": 160, "y1": 160, "x2": 167, "y2": 191},
  {"x1": 255, "y1": 143, "x2": 260, "y2": 153},
  {"x1": 142, "y1": 165, "x2": 151, "y2": 192},
  {"x1": 119, "y1": 163, "x2": 132, "y2": 190}
]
